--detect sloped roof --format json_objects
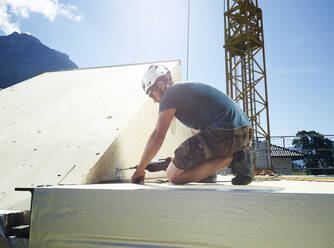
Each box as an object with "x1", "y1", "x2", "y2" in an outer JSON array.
[
  {"x1": 271, "y1": 144, "x2": 304, "y2": 160},
  {"x1": 0, "y1": 60, "x2": 192, "y2": 211}
]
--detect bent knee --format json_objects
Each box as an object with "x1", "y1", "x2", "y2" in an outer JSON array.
[
  {"x1": 167, "y1": 170, "x2": 186, "y2": 185},
  {"x1": 166, "y1": 162, "x2": 186, "y2": 185},
  {"x1": 168, "y1": 175, "x2": 186, "y2": 185}
]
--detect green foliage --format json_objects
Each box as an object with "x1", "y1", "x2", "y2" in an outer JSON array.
[
  {"x1": 292, "y1": 131, "x2": 334, "y2": 169},
  {"x1": 292, "y1": 171, "x2": 307, "y2": 175}
]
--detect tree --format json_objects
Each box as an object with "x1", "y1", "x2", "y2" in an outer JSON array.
[{"x1": 292, "y1": 131, "x2": 334, "y2": 174}]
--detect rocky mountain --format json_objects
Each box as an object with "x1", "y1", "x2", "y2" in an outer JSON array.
[{"x1": 0, "y1": 32, "x2": 78, "y2": 89}]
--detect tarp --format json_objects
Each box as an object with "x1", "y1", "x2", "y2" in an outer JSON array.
[
  {"x1": 28, "y1": 183, "x2": 334, "y2": 248},
  {"x1": 0, "y1": 60, "x2": 192, "y2": 210}
]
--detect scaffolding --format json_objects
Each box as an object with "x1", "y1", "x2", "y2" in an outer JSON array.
[{"x1": 224, "y1": 0, "x2": 272, "y2": 168}]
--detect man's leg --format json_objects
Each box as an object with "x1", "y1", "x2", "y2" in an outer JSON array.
[
  {"x1": 166, "y1": 156, "x2": 233, "y2": 185},
  {"x1": 190, "y1": 129, "x2": 217, "y2": 183},
  {"x1": 228, "y1": 127, "x2": 254, "y2": 185},
  {"x1": 229, "y1": 149, "x2": 254, "y2": 185}
]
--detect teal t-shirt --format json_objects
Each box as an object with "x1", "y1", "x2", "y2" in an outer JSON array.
[{"x1": 159, "y1": 82, "x2": 251, "y2": 130}]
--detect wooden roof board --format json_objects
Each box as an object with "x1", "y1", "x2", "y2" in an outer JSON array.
[{"x1": 0, "y1": 60, "x2": 192, "y2": 210}]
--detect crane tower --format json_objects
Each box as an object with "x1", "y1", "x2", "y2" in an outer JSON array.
[{"x1": 224, "y1": 0, "x2": 272, "y2": 168}]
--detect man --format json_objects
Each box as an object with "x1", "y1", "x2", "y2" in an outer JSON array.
[{"x1": 131, "y1": 64, "x2": 254, "y2": 185}]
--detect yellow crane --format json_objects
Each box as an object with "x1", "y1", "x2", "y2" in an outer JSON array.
[{"x1": 224, "y1": 0, "x2": 272, "y2": 169}]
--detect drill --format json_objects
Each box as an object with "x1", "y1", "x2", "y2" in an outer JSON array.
[
  {"x1": 116, "y1": 157, "x2": 172, "y2": 183},
  {"x1": 144, "y1": 157, "x2": 172, "y2": 172}
]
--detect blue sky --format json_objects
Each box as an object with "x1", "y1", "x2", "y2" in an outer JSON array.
[{"x1": 0, "y1": 0, "x2": 333, "y2": 136}]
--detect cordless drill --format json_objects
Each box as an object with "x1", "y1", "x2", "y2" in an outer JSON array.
[
  {"x1": 133, "y1": 157, "x2": 172, "y2": 184},
  {"x1": 116, "y1": 157, "x2": 172, "y2": 184},
  {"x1": 145, "y1": 157, "x2": 172, "y2": 172}
]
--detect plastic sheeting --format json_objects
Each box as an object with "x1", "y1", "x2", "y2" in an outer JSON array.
[
  {"x1": 8, "y1": 238, "x2": 29, "y2": 248},
  {"x1": 0, "y1": 215, "x2": 11, "y2": 248},
  {"x1": 29, "y1": 184, "x2": 334, "y2": 248},
  {"x1": 0, "y1": 211, "x2": 29, "y2": 248}
]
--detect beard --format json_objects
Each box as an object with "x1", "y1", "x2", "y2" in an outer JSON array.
[
  {"x1": 151, "y1": 84, "x2": 166, "y2": 100},
  {"x1": 156, "y1": 85, "x2": 165, "y2": 97}
]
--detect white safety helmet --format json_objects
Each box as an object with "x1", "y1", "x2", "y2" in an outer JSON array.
[{"x1": 142, "y1": 64, "x2": 170, "y2": 94}]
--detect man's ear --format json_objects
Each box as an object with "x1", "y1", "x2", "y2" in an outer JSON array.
[{"x1": 156, "y1": 81, "x2": 164, "y2": 89}]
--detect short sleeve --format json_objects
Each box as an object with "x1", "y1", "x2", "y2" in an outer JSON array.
[{"x1": 159, "y1": 86, "x2": 179, "y2": 113}]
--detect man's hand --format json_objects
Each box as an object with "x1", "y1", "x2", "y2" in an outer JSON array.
[{"x1": 131, "y1": 168, "x2": 145, "y2": 184}]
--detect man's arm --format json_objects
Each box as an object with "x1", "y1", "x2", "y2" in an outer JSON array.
[
  {"x1": 131, "y1": 108, "x2": 176, "y2": 183},
  {"x1": 191, "y1": 128, "x2": 200, "y2": 136}
]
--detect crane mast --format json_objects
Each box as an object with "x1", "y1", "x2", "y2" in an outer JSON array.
[{"x1": 224, "y1": 0, "x2": 272, "y2": 168}]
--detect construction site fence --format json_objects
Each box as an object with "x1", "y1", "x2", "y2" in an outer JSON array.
[
  {"x1": 255, "y1": 135, "x2": 334, "y2": 175},
  {"x1": 266, "y1": 135, "x2": 334, "y2": 149}
]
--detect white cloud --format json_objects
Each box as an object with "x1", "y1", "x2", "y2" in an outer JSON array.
[
  {"x1": 58, "y1": 3, "x2": 83, "y2": 22},
  {"x1": 0, "y1": 3, "x2": 19, "y2": 34},
  {"x1": 0, "y1": 0, "x2": 83, "y2": 35}
]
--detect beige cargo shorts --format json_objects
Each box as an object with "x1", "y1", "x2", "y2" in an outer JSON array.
[{"x1": 173, "y1": 125, "x2": 252, "y2": 170}]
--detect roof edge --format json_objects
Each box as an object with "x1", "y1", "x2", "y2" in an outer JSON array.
[{"x1": 38, "y1": 59, "x2": 182, "y2": 75}]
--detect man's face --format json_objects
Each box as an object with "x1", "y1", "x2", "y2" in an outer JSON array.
[{"x1": 148, "y1": 81, "x2": 164, "y2": 103}]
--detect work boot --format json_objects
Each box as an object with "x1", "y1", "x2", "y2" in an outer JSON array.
[
  {"x1": 198, "y1": 173, "x2": 217, "y2": 183},
  {"x1": 229, "y1": 149, "x2": 254, "y2": 185}
]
